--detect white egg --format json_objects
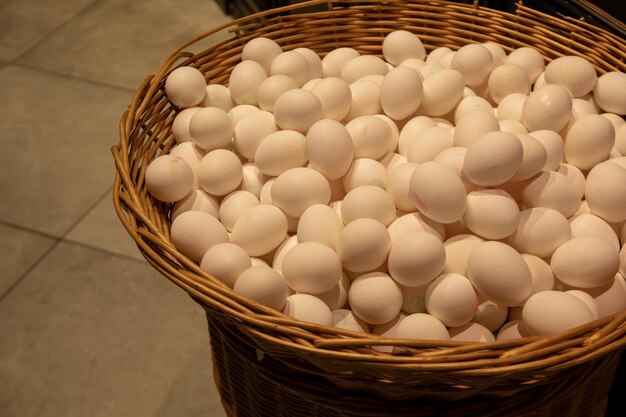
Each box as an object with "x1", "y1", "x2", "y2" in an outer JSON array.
[
  {"x1": 522, "y1": 171, "x2": 580, "y2": 218},
  {"x1": 294, "y1": 47, "x2": 323, "y2": 79},
  {"x1": 379, "y1": 152, "x2": 407, "y2": 172},
  {"x1": 297, "y1": 204, "x2": 343, "y2": 251},
  {"x1": 171, "y1": 189, "x2": 219, "y2": 221},
  {"x1": 474, "y1": 300, "x2": 508, "y2": 333},
  {"x1": 497, "y1": 320, "x2": 531, "y2": 340},
  {"x1": 586, "y1": 274, "x2": 626, "y2": 318},
  {"x1": 450, "y1": 44, "x2": 494, "y2": 88},
  {"x1": 522, "y1": 254, "x2": 555, "y2": 295},
  {"x1": 238, "y1": 162, "x2": 265, "y2": 198},
  {"x1": 256, "y1": 75, "x2": 299, "y2": 112},
  {"x1": 254, "y1": 130, "x2": 307, "y2": 176},
  {"x1": 482, "y1": 42, "x2": 507, "y2": 66},
  {"x1": 453, "y1": 109, "x2": 500, "y2": 148},
  {"x1": 387, "y1": 163, "x2": 419, "y2": 212},
  {"x1": 528, "y1": 130, "x2": 564, "y2": 171},
  {"x1": 341, "y1": 185, "x2": 396, "y2": 226},
  {"x1": 273, "y1": 89, "x2": 323, "y2": 133},
  {"x1": 305, "y1": 119, "x2": 354, "y2": 179},
  {"x1": 398, "y1": 58, "x2": 427, "y2": 71},
  {"x1": 282, "y1": 242, "x2": 342, "y2": 294},
  {"x1": 507, "y1": 207, "x2": 571, "y2": 258},
  {"x1": 170, "y1": 211, "x2": 229, "y2": 262},
  {"x1": 169, "y1": 142, "x2": 205, "y2": 190},
  {"x1": 463, "y1": 131, "x2": 523, "y2": 186},
  {"x1": 198, "y1": 149, "x2": 243, "y2": 196},
  {"x1": 342, "y1": 158, "x2": 388, "y2": 192},
  {"x1": 522, "y1": 291, "x2": 595, "y2": 335},
  {"x1": 202, "y1": 84, "x2": 234, "y2": 111},
  {"x1": 165, "y1": 66, "x2": 207, "y2": 108},
  {"x1": 270, "y1": 50, "x2": 311, "y2": 86},
  {"x1": 593, "y1": 72, "x2": 626, "y2": 115},
  {"x1": 228, "y1": 60, "x2": 267, "y2": 106},
  {"x1": 309, "y1": 77, "x2": 352, "y2": 121},
  {"x1": 551, "y1": 236, "x2": 619, "y2": 288},
  {"x1": 504, "y1": 47, "x2": 545, "y2": 83},
  {"x1": 449, "y1": 322, "x2": 495, "y2": 343},
  {"x1": 585, "y1": 162, "x2": 626, "y2": 223},
  {"x1": 499, "y1": 119, "x2": 528, "y2": 134},
  {"x1": 172, "y1": 107, "x2": 201, "y2": 143},
  {"x1": 230, "y1": 204, "x2": 288, "y2": 256},
  {"x1": 398, "y1": 283, "x2": 429, "y2": 315},
  {"x1": 270, "y1": 167, "x2": 331, "y2": 217},
  {"x1": 398, "y1": 116, "x2": 437, "y2": 156},
  {"x1": 615, "y1": 124, "x2": 626, "y2": 156},
  {"x1": 566, "y1": 290, "x2": 600, "y2": 320},
  {"x1": 544, "y1": 55, "x2": 597, "y2": 97},
  {"x1": 349, "y1": 272, "x2": 403, "y2": 325},
  {"x1": 522, "y1": 84, "x2": 573, "y2": 132},
  {"x1": 337, "y1": 218, "x2": 391, "y2": 273},
  {"x1": 228, "y1": 104, "x2": 260, "y2": 128},
  {"x1": 382, "y1": 30, "x2": 426, "y2": 65},
  {"x1": 467, "y1": 241, "x2": 533, "y2": 306},
  {"x1": 564, "y1": 114, "x2": 615, "y2": 170},
  {"x1": 453, "y1": 96, "x2": 494, "y2": 124},
  {"x1": 283, "y1": 294, "x2": 333, "y2": 326},
  {"x1": 420, "y1": 69, "x2": 465, "y2": 116},
  {"x1": 218, "y1": 190, "x2": 260, "y2": 231},
  {"x1": 341, "y1": 55, "x2": 389, "y2": 84},
  {"x1": 380, "y1": 67, "x2": 424, "y2": 120},
  {"x1": 570, "y1": 214, "x2": 620, "y2": 251},
  {"x1": 234, "y1": 265, "x2": 288, "y2": 311},
  {"x1": 395, "y1": 313, "x2": 450, "y2": 340},
  {"x1": 145, "y1": 155, "x2": 194, "y2": 203},
  {"x1": 443, "y1": 234, "x2": 484, "y2": 275},
  {"x1": 388, "y1": 232, "x2": 445, "y2": 287},
  {"x1": 488, "y1": 63, "x2": 531, "y2": 103},
  {"x1": 346, "y1": 115, "x2": 392, "y2": 160},
  {"x1": 200, "y1": 242, "x2": 252, "y2": 288},
  {"x1": 463, "y1": 189, "x2": 519, "y2": 239},
  {"x1": 189, "y1": 107, "x2": 234, "y2": 151},
  {"x1": 496, "y1": 92, "x2": 527, "y2": 121},
  {"x1": 322, "y1": 47, "x2": 361, "y2": 77},
  {"x1": 387, "y1": 213, "x2": 445, "y2": 244},
  {"x1": 510, "y1": 133, "x2": 547, "y2": 181},
  {"x1": 409, "y1": 161, "x2": 467, "y2": 224},
  {"x1": 271, "y1": 235, "x2": 298, "y2": 273},
  {"x1": 407, "y1": 126, "x2": 454, "y2": 163},
  {"x1": 241, "y1": 37, "x2": 283, "y2": 73},
  {"x1": 332, "y1": 308, "x2": 369, "y2": 333}
]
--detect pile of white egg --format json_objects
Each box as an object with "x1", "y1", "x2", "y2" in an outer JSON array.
[{"x1": 146, "y1": 30, "x2": 626, "y2": 344}]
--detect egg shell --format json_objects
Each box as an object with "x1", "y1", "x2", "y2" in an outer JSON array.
[
  {"x1": 453, "y1": 109, "x2": 500, "y2": 148},
  {"x1": 349, "y1": 272, "x2": 403, "y2": 325},
  {"x1": 551, "y1": 236, "x2": 619, "y2": 289},
  {"x1": 145, "y1": 155, "x2": 194, "y2": 203},
  {"x1": 283, "y1": 294, "x2": 333, "y2": 326},
  {"x1": 346, "y1": 115, "x2": 392, "y2": 160},
  {"x1": 453, "y1": 96, "x2": 494, "y2": 124},
  {"x1": 345, "y1": 79, "x2": 381, "y2": 120},
  {"x1": 622, "y1": 246, "x2": 626, "y2": 276},
  {"x1": 398, "y1": 283, "x2": 429, "y2": 315},
  {"x1": 473, "y1": 300, "x2": 508, "y2": 333},
  {"x1": 522, "y1": 170, "x2": 580, "y2": 218},
  {"x1": 238, "y1": 162, "x2": 265, "y2": 198},
  {"x1": 271, "y1": 235, "x2": 298, "y2": 273},
  {"x1": 443, "y1": 234, "x2": 484, "y2": 275},
  {"x1": 332, "y1": 308, "x2": 370, "y2": 333},
  {"x1": 337, "y1": 218, "x2": 391, "y2": 273},
  {"x1": 463, "y1": 131, "x2": 523, "y2": 186},
  {"x1": 169, "y1": 142, "x2": 205, "y2": 190},
  {"x1": 218, "y1": 190, "x2": 260, "y2": 231},
  {"x1": 421, "y1": 69, "x2": 465, "y2": 116},
  {"x1": 379, "y1": 152, "x2": 407, "y2": 173},
  {"x1": 241, "y1": 37, "x2": 283, "y2": 74},
  {"x1": 388, "y1": 232, "x2": 446, "y2": 287},
  {"x1": 171, "y1": 189, "x2": 219, "y2": 221},
  {"x1": 570, "y1": 214, "x2": 620, "y2": 251},
  {"x1": 297, "y1": 204, "x2": 344, "y2": 250},
  {"x1": 496, "y1": 93, "x2": 527, "y2": 121},
  {"x1": 522, "y1": 254, "x2": 555, "y2": 295},
  {"x1": 433, "y1": 147, "x2": 467, "y2": 177},
  {"x1": 488, "y1": 63, "x2": 531, "y2": 104},
  {"x1": 380, "y1": 67, "x2": 424, "y2": 120},
  {"x1": 407, "y1": 127, "x2": 453, "y2": 163},
  {"x1": 509, "y1": 133, "x2": 547, "y2": 181},
  {"x1": 565, "y1": 290, "x2": 600, "y2": 320},
  {"x1": 341, "y1": 185, "x2": 396, "y2": 226},
  {"x1": 198, "y1": 149, "x2": 243, "y2": 196},
  {"x1": 388, "y1": 213, "x2": 445, "y2": 244},
  {"x1": 496, "y1": 320, "x2": 531, "y2": 340},
  {"x1": 254, "y1": 130, "x2": 307, "y2": 176},
  {"x1": 424, "y1": 273, "x2": 478, "y2": 327},
  {"x1": 498, "y1": 119, "x2": 528, "y2": 134},
  {"x1": 528, "y1": 130, "x2": 564, "y2": 171},
  {"x1": 482, "y1": 42, "x2": 506, "y2": 65},
  {"x1": 342, "y1": 158, "x2": 388, "y2": 192},
  {"x1": 189, "y1": 107, "x2": 234, "y2": 152},
  {"x1": 593, "y1": 71, "x2": 626, "y2": 115},
  {"x1": 293, "y1": 47, "x2": 322, "y2": 79},
  {"x1": 521, "y1": 84, "x2": 573, "y2": 132},
  {"x1": 273, "y1": 89, "x2": 322, "y2": 133},
  {"x1": 604, "y1": 112, "x2": 626, "y2": 130},
  {"x1": 172, "y1": 107, "x2": 201, "y2": 143},
  {"x1": 228, "y1": 104, "x2": 260, "y2": 129},
  {"x1": 200, "y1": 242, "x2": 252, "y2": 288},
  {"x1": 202, "y1": 84, "x2": 233, "y2": 111},
  {"x1": 504, "y1": 47, "x2": 545, "y2": 84},
  {"x1": 507, "y1": 207, "x2": 571, "y2": 258},
  {"x1": 170, "y1": 211, "x2": 229, "y2": 262},
  {"x1": 467, "y1": 241, "x2": 533, "y2": 306},
  {"x1": 463, "y1": 189, "x2": 520, "y2": 239},
  {"x1": 270, "y1": 51, "x2": 311, "y2": 87},
  {"x1": 398, "y1": 116, "x2": 437, "y2": 156},
  {"x1": 309, "y1": 77, "x2": 352, "y2": 121},
  {"x1": 165, "y1": 66, "x2": 207, "y2": 108},
  {"x1": 437, "y1": 51, "x2": 456, "y2": 69},
  {"x1": 395, "y1": 313, "x2": 450, "y2": 340},
  {"x1": 522, "y1": 291, "x2": 595, "y2": 335},
  {"x1": 256, "y1": 75, "x2": 299, "y2": 112},
  {"x1": 386, "y1": 163, "x2": 418, "y2": 212},
  {"x1": 271, "y1": 167, "x2": 331, "y2": 217},
  {"x1": 426, "y1": 47, "x2": 452, "y2": 64},
  {"x1": 398, "y1": 58, "x2": 427, "y2": 71},
  {"x1": 451, "y1": 44, "x2": 494, "y2": 88},
  {"x1": 322, "y1": 47, "x2": 360, "y2": 78},
  {"x1": 228, "y1": 60, "x2": 267, "y2": 105},
  {"x1": 409, "y1": 161, "x2": 467, "y2": 224},
  {"x1": 341, "y1": 55, "x2": 389, "y2": 84},
  {"x1": 556, "y1": 164, "x2": 585, "y2": 198},
  {"x1": 230, "y1": 204, "x2": 288, "y2": 256},
  {"x1": 584, "y1": 162, "x2": 626, "y2": 223},
  {"x1": 585, "y1": 274, "x2": 626, "y2": 318},
  {"x1": 544, "y1": 55, "x2": 597, "y2": 97},
  {"x1": 314, "y1": 273, "x2": 350, "y2": 310},
  {"x1": 382, "y1": 30, "x2": 426, "y2": 65},
  {"x1": 449, "y1": 322, "x2": 495, "y2": 343},
  {"x1": 615, "y1": 124, "x2": 626, "y2": 155},
  {"x1": 282, "y1": 242, "x2": 342, "y2": 295},
  {"x1": 562, "y1": 114, "x2": 615, "y2": 171},
  {"x1": 304, "y1": 119, "x2": 354, "y2": 180}
]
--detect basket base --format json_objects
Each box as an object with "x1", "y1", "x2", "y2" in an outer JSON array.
[{"x1": 205, "y1": 309, "x2": 619, "y2": 417}]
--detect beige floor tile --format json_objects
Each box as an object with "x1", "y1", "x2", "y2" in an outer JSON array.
[
  {"x1": 0, "y1": 223, "x2": 56, "y2": 297},
  {"x1": 0, "y1": 0, "x2": 96, "y2": 62},
  {"x1": 16, "y1": 0, "x2": 232, "y2": 90},
  {"x1": 0, "y1": 242, "x2": 224, "y2": 417},
  {"x1": 0, "y1": 65, "x2": 132, "y2": 236},
  {"x1": 65, "y1": 189, "x2": 144, "y2": 261}
]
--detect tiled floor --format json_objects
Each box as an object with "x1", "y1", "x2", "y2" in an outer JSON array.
[{"x1": 0, "y1": 1, "x2": 230, "y2": 416}]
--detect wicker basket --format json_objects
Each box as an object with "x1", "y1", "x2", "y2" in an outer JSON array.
[{"x1": 112, "y1": 1, "x2": 626, "y2": 416}]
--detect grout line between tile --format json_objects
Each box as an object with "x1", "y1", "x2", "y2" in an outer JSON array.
[
  {"x1": 61, "y1": 187, "x2": 113, "y2": 239},
  {"x1": 61, "y1": 239, "x2": 147, "y2": 265},
  {"x1": 0, "y1": 219, "x2": 62, "y2": 241}
]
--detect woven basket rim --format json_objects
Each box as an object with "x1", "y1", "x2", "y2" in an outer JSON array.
[{"x1": 112, "y1": 0, "x2": 626, "y2": 390}]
